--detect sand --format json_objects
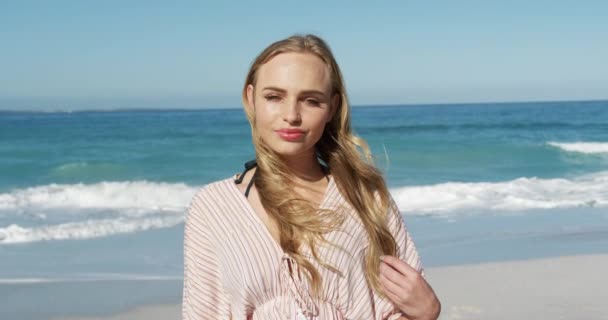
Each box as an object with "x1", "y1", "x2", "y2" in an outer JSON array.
[
  {"x1": 54, "y1": 253, "x2": 608, "y2": 320},
  {"x1": 54, "y1": 304, "x2": 181, "y2": 320},
  {"x1": 428, "y1": 253, "x2": 608, "y2": 320}
]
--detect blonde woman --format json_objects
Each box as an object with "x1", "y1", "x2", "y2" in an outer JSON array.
[{"x1": 182, "y1": 34, "x2": 440, "y2": 320}]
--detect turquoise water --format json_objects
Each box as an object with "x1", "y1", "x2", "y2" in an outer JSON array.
[
  {"x1": 2, "y1": 100, "x2": 607, "y2": 192},
  {"x1": 1, "y1": 100, "x2": 608, "y2": 319}
]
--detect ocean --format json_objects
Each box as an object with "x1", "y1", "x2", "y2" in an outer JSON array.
[{"x1": 1, "y1": 100, "x2": 607, "y2": 319}]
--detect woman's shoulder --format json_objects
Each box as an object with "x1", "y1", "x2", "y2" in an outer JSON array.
[
  {"x1": 190, "y1": 174, "x2": 240, "y2": 205},
  {"x1": 186, "y1": 174, "x2": 241, "y2": 227}
]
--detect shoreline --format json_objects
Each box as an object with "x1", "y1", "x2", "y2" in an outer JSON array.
[{"x1": 49, "y1": 253, "x2": 608, "y2": 320}]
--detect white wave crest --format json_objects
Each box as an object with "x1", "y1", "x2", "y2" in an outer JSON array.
[
  {"x1": 0, "y1": 180, "x2": 199, "y2": 244},
  {"x1": 3, "y1": 171, "x2": 607, "y2": 243},
  {"x1": 548, "y1": 141, "x2": 608, "y2": 154},
  {"x1": 0, "y1": 274, "x2": 182, "y2": 283},
  {"x1": 392, "y1": 170, "x2": 608, "y2": 215},
  {"x1": 0, "y1": 180, "x2": 197, "y2": 215},
  {"x1": 0, "y1": 278, "x2": 58, "y2": 284},
  {"x1": 0, "y1": 216, "x2": 183, "y2": 244}
]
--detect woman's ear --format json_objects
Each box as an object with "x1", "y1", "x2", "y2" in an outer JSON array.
[{"x1": 246, "y1": 84, "x2": 255, "y2": 112}]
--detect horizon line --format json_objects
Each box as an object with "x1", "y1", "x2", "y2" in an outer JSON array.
[{"x1": 0, "y1": 98, "x2": 606, "y2": 113}]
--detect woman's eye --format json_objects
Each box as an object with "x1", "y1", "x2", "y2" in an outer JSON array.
[{"x1": 306, "y1": 99, "x2": 320, "y2": 106}]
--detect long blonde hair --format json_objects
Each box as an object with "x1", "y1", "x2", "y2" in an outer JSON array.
[{"x1": 241, "y1": 34, "x2": 397, "y2": 300}]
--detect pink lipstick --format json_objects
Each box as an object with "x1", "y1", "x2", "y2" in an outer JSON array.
[{"x1": 276, "y1": 128, "x2": 305, "y2": 141}]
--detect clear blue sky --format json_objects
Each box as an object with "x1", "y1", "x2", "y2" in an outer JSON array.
[{"x1": 1, "y1": 1, "x2": 607, "y2": 110}]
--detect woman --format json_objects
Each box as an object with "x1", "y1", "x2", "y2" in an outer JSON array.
[{"x1": 182, "y1": 34, "x2": 440, "y2": 319}]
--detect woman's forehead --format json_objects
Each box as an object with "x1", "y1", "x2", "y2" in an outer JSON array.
[{"x1": 256, "y1": 52, "x2": 332, "y2": 94}]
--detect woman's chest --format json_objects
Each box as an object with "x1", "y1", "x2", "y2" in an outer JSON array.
[{"x1": 211, "y1": 211, "x2": 369, "y2": 304}]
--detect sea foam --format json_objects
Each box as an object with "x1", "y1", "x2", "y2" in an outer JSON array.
[
  {"x1": 0, "y1": 181, "x2": 197, "y2": 244},
  {"x1": 0, "y1": 216, "x2": 183, "y2": 244},
  {"x1": 548, "y1": 141, "x2": 608, "y2": 154},
  {"x1": 392, "y1": 170, "x2": 608, "y2": 215},
  {"x1": 1, "y1": 171, "x2": 607, "y2": 244},
  {"x1": 0, "y1": 180, "x2": 196, "y2": 213}
]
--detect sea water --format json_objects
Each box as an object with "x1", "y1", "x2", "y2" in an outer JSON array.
[{"x1": 1, "y1": 100, "x2": 607, "y2": 319}]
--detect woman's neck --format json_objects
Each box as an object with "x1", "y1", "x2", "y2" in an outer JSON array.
[{"x1": 280, "y1": 152, "x2": 327, "y2": 184}]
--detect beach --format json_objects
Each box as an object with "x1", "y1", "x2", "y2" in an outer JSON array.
[
  {"x1": 430, "y1": 253, "x2": 608, "y2": 320},
  {"x1": 3, "y1": 0, "x2": 608, "y2": 317},
  {"x1": 2, "y1": 103, "x2": 607, "y2": 319},
  {"x1": 45, "y1": 253, "x2": 608, "y2": 320}
]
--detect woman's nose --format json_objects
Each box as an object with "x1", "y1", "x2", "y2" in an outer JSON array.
[{"x1": 283, "y1": 99, "x2": 302, "y2": 124}]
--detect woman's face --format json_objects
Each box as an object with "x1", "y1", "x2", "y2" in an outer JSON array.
[{"x1": 246, "y1": 52, "x2": 337, "y2": 158}]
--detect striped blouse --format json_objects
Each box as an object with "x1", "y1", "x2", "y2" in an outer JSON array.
[{"x1": 182, "y1": 174, "x2": 424, "y2": 320}]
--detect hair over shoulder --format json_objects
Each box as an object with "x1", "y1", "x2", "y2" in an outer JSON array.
[{"x1": 241, "y1": 33, "x2": 398, "y2": 300}]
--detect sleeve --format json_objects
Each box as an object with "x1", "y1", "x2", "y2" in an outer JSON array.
[
  {"x1": 182, "y1": 193, "x2": 231, "y2": 320},
  {"x1": 386, "y1": 194, "x2": 425, "y2": 278},
  {"x1": 379, "y1": 194, "x2": 426, "y2": 320}
]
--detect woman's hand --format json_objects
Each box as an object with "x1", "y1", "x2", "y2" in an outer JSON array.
[{"x1": 379, "y1": 255, "x2": 441, "y2": 320}]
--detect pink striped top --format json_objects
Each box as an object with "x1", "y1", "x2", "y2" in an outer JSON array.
[{"x1": 182, "y1": 174, "x2": 425, "y2": 320}]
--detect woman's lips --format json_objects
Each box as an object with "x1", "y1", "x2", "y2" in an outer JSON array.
[{"x1": 276, "y1": 129, "x2": 305, "y2": 141}]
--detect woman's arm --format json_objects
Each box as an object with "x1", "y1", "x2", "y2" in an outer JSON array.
[{"x1": 380, "y1": 195, "x2": 441, "y2": 320}]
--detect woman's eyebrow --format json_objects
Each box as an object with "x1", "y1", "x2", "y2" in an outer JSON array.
[{"x1": 262, "y1": 86, "x2": 326, "y2": 97}]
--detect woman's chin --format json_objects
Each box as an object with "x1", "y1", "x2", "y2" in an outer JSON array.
[{"x1": 267, "y1": 144, "x2": 311, "y2": 158}]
